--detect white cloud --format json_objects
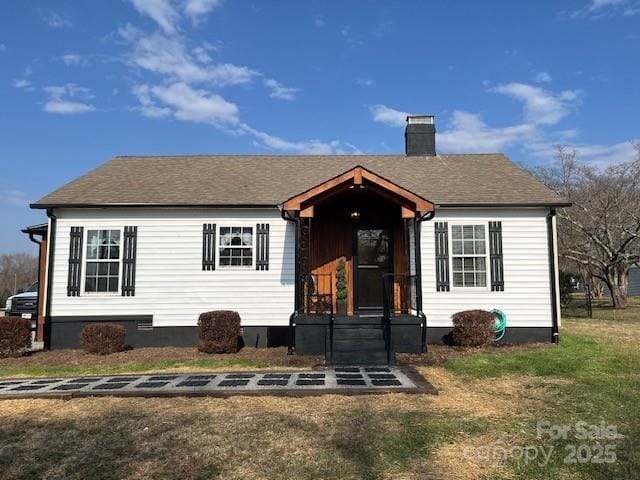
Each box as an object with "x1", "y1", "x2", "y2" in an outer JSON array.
[
  {"x1": 569, "y1": 0, "x2": 640, "y2": 18},
  {"x1": 1, "y1": 190, "x2": 29, "y2": 207},
  {"x1": 132, "y1": 82, "x2": 357, "y2": 154},
  {"x1": 438, "y1": 111, "x2": 537, "y2": 153},
  {"x1": 136, "y1": 82, "x2": 239, "y2": 126},
  {"x1": 314, "y1": 16, "x2": 325, "y2": 27},
  {"x1": 356, "y1": 78, "x2": 374, "y2": 87},
  {"x1": 184, "y1": 0, "x2": 223, "y2": 22},
  {"x1": 627, "y1": 33, "x2": 640, "y2": 39},
  {"x1": 131, "y1": 84, "x2": 171, "y2": 118},
  {"x1": 239, "y1": 124, "x2": 360, "y2": 155},
  {"x1": 43, "y1": 83, "x2": 95, "y2": 115},
  {"x1": 120, "y1": 26, "x2": 258, "y2": 86},
  {"x1": 61, "y1": 53, "x2": 82, "y2": 65},
  {"x1": 42, "y1": 11, "x2": 72, "y2": 28},
  {"x1": 533, "y1": 71, "x2": 552, "y2": 83},
  {"x1": 13, "y1": 79, "x2": 31, "y2": 89},
  {"x1": 13, "y1": 67, "x2": 33, "y2": 90},
  {"x1": 491, "y1": 82, "x2": 581, "y2": 125},
  {"x1": 130, "y1": 0, "x2": 179, "y2": 35},
  {"x1": 263, "y1": 78, "x2": 298, "y2": 101},
  {"x1": 369, "y1": 104, "x2": 409, "y2": 128},
  {"x1": 0, "y1": 43, "x2": 6, "y2": 52}
]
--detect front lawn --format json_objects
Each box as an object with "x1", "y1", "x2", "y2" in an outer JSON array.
[
  {"x1": 0, "y1": 347, "x2": 321, "y2": 379},
  {"x1": 0, "y1": 302, "x2": 638, "y2": 479}
]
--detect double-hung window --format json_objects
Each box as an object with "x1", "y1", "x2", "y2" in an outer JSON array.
[
  {"x1": 219, "y1": 226, "x2": 253, "y2": 267},
  {"x1": 85, "y1": 229, "x2": 121, "y2": 293},
  {"x1": 451, "y1": 225, "x2": 487, "y2": 288}
]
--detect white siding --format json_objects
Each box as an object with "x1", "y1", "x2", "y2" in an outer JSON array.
[
  {"x1": 422, "y1": 208, "x2": 553, "y2": 328},
  {"x1": 50, "y1": 208, "x2": 295, "y2": 327}
]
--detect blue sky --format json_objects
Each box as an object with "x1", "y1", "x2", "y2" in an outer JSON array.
[{"x1": 1, "y1": 0, "x2": 638, "y2": 253}]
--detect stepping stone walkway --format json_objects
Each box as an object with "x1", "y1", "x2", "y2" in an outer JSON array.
[{"x1": 0, "y1": 367, "x2": 434, "y2": 398}]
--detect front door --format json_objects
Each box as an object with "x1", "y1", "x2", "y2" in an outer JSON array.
[{"x1": 355, "y1": 228, "x2": 392, "y2": 313}]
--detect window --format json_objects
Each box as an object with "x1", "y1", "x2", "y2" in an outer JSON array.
[
  {"x1": 451, "y1": 225, "x2": 487, "y2": 287},
  {"x1": 219, "y1": 226, "x2": 253, "y2": 267},
  {"x1": 85, "y1": 229, "x2": 121, "y2": 293}
]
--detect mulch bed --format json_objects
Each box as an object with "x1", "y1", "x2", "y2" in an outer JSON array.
[
  {"x1": 0, "y1": 347, "x2": 322, "y2": 369},
  {"x1": 397, "y1": 342, "x2": 548, "y2": 366}
]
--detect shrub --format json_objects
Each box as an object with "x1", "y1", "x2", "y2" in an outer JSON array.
[
  {"x1": 0, "y1": 316, "x2": 31, "y2": 358},
  {"x1": 451, "y1": 309, "x2": 495, "y2": 347},
  {"x1": 81, "y1": 323, "x2": 127, "y2": 355},
  {"x1": 198, "y1": 310, "x2": 241, "y2": 354},
  {"x1": 336, "y1": 258, "x2": 347, "y2": 302}
]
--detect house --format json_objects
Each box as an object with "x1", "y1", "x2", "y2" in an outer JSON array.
[{"x1": 30, "y1": 115, "x2": 569, "y2": 363}]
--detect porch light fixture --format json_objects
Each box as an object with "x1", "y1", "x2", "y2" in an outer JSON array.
[{"x1": 350, "y1": 209, "x2": 361, "y2": 220}]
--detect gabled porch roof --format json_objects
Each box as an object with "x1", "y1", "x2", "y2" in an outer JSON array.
[{"x1": 281, "y1": 166, "x2": 435, "y2": 219}]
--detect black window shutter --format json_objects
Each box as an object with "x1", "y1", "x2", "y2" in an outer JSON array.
[
  {"x1": 203, "y1": 223, "x2": 216, "y2": 270},
  {"x1": 434, "y1": 222, "x2": 450, "y2": 292},
  {"x1": 122, "y1": 226, "x2": 138, "y2": 296},
  {"x1": 489, "y1": 221, "x2": 505, "y2": 291},
  {"x1": 256, "y1": 223, "x2": 270, "y2": 271},
  {"x1": 67, "y1": 226, "x2": 83, "y2": 296}
]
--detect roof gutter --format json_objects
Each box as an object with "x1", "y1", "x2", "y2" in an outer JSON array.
[
  {"x1": 437, "y1": 202, "x2": 572, "y2": 208},
  {"x1": 30, "y1": 203, "x2": 279, "y2": 210}
]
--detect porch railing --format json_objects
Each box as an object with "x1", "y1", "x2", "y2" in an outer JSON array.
[{"x1": 382, "y1": 274, "x2": 420, "y2": 364}]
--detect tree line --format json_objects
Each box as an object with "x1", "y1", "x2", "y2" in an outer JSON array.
[
  {"x1": 534, "y1": 142, "x2": 640, "y2": 309},
  {"x1": 0, "y1": 253, "x2": 39, "y2": 306}
]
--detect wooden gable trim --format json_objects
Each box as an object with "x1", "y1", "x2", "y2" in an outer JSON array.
[{"x1": 282, "y1": 166, "x2": 434, "y2": 214}]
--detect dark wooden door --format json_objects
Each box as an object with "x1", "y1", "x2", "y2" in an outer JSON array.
[{"x1": 355, "y1": 228, "x2": 392, "y2": 313}]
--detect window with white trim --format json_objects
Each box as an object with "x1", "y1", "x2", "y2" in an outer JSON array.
[
  {"x1": 219, "y1": 226, "x2": 253, "y2": 267},
  {"x1": 451, "y1": 225, "x2": 487, "y2": 287},
  {"x1": 85, "y1": 229, "x2": 121, "y2": 293}
]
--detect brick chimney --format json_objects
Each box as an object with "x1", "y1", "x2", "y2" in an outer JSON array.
[{"x1": 405, "y1": 115, "x2": 436, "y2": 156}]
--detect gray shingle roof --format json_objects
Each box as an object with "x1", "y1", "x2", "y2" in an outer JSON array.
[{"x1": 32, "y1": 154, "x2": 567, "y2": 208}]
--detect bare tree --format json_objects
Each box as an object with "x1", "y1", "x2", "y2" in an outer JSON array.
[
  {"x1": 535, "y1": 143, "x2": 640, "y2": 308},
  {"x1": 0, "y1": 253, "x2": 39, "y2": 306}
]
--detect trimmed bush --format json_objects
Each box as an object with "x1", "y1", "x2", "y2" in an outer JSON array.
[
  {"x1": 451, "y1": 309, "x2": 495, "y2": 347},
  {"x1": 0, "y1": 316, "x2": 31, "y2": 358},
  {"x1": 198, "y1": 310, "x2": 241, "y2": 354},
  {"x1": 81, "y1": 323, "x2": 127, "y2": 355}
]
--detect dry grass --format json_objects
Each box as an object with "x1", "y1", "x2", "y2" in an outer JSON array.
[
  {"x1": 1, "y1": 317, "x2": 637, "y2": 479},
  {"x1": 0, "y1": 346, "x2": 324, "y2": 378},
  {"x1": 563, "y1": 318, "x2": 640, "y2": 348},
  {"x1": 0, "y1": 363, "x2": 541, "y2": 479}
]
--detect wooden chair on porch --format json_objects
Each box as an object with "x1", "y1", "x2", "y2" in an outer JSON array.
[{"x1": 302, "y1": 273, "x2": 333, "y2": 315}]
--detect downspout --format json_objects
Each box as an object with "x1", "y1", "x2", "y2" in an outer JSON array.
[
  {"x1": 44, "y1": 209, "x2": 57, "y2": 350},
  {"x1": 546, "y1": 208, "x2": 560, "y2": 344},
  {"x1": 415, "y1": 209, "x2": 435, "y2": 353},
  {"x1": 281, "y1": 207, "x2": 300, "y2": 354},
  {"x1": 26, "y1": 232, "x2": 42, "y2": 342}
]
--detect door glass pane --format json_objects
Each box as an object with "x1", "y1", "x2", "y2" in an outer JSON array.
[{"x1": 357, "y1": 229, "x2": 389, "y2": 267}]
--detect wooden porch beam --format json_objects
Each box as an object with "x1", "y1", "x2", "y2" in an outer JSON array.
[
  {"x1": 281, "y1": 165, "x2": 434, "y2": 213},
  {"x1": 300, "y1": 205, "x2": 314, "y2": 218},
  {"x1": 401, "y1": 206, "x2": 415, "y2": 219}
]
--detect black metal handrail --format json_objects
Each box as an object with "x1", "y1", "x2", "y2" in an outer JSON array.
[{"x1": 382, "y1": 273, "x2": 420, "y2": 364}]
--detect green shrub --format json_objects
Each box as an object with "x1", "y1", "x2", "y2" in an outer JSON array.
[
  {"x1": 0, "y1": 316, "x2": 31, "y2": 358},
  {"x1": 198, "y1": 310, "x2": 241, "y2": 354},
  {"x1": 451, "y1": 310, "x2": 495, "y2": 347},
  {"x1": 81, "y1": 323, "x2": 127, "y2": 355},
  {"x1": 336, "y1": 258, "x2": 347, "y2": 302}
]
